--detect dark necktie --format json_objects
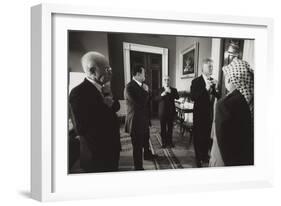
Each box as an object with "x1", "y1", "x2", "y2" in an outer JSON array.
[{"x1": 207, "y1": 77, "x2": 215, "y2": 102}]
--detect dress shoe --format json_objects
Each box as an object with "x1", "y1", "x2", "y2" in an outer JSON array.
[
  {"x1": 196, "y1": 160, "x2": 209, "y2": 168},
  {"x1": 134, "y1": 167, "x2": 144, "y2": 171},
  {"x1": 166, "y1": 142, "x2": 175, "y2": 148},
  {"x1": 201, "y1": 160, "x2": 209, "y2": 167},
  {"x1": 196, "y1": 160, "x2": 202, "y2": 168}
]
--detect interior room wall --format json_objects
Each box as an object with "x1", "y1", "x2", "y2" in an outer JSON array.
[
  {"x1": 108, "y1": 33, "x2": 177, "y2": 99},
  {"x1": 68, "y1": 31, "x2": 109, "y2": 73},
  {"x1": 174, "y1": 37, "x2": 212, "y2": 92},
  {"x1": 68, "y1": 31, "x2": 215, "y2": 98}
]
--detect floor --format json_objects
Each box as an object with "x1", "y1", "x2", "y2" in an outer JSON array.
[
  {"x1": 118, "y1": 119, "x2": 197, "y2": 171},
  {"x1": 69, "y1": 118, "x2": 198, "y2": 173}
]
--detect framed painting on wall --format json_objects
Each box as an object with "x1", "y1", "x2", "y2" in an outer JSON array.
[{"x1": 180, "y1": 42, "x2": 199, "y2": 78}]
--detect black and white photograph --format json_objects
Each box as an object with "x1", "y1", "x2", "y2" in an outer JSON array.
[{"x1": 67, "y1": 31, "x2": 255, "y2": 174}]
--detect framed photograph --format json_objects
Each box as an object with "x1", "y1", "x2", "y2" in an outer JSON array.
[
  {"x1": 180, "y1": 42, "x2": 199, "y2": 78},
  {"x1": 31, "y1": 3, "x2": 274, "y2": 202}
]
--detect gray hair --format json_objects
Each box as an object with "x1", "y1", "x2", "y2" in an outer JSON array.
[
  {"x1": 81, "y1": 51, "x2": 107, "y2": 76},
  {"x1": 202, "y1": 58, "x2": 213, "y2": 66}
]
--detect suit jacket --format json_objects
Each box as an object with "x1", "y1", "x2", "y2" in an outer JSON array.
[
  {"x1": 215, "y1": 89, "x2": 254, "y2": 166},
  {"x1": 124, "y1": 80, "x2": 150, "y2": 138},
  {"x1": 69, "y1": 79, "x2": 121, "y2": 169},
  {"x1": 190, "y1": 75, "x2": 220, "y2": 130},
  {"x1": 156, "y1": 87, "x2": 179, "y2": 118}
]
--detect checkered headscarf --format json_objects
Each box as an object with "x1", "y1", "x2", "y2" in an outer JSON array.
[{"x1": 222, "y1": 58, "x2": 254, "y2": 115}]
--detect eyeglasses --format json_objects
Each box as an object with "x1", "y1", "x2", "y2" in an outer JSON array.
[{"x1": 104, "y1": 67, "x2": 112, "y2": 74}]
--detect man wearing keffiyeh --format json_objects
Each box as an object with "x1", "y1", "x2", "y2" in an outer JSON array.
[{"x1": 215, "y1": 43, "x2": 254, "y2": 166}]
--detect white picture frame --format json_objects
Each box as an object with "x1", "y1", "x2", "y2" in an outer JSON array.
[{"x1": 31, "y1": 3, "x2": 274, "y2": 202}]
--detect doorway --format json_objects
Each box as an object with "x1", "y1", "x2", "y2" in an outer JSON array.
[
  {"x1": 218, "y1": 39, "x2": 245, "y2": 97},
  {"x1": 123, "y1": 42, "x2": 169, "y2": 117},
  {"x1": 130, "y1": 51, "x2": 162, "y2": 117}
]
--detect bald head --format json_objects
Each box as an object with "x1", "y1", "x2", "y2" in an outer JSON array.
[
  {"x1": 81, "y1": 51, "x2": 112, "y2": 85},
  {"x1": 163, "y1": 75, "x2": 170, "y2": 87}
]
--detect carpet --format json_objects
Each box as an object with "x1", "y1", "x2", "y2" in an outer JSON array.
[{"x1": 119, "y1": 119, "x2": 197, "y2": 171}]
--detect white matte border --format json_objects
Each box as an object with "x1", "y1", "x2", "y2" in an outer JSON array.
[{"x1": 31, "y1": 3, "x2": 274, "y2": 201}]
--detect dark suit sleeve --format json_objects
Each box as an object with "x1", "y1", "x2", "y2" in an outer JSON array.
[
  {"x1": 173, "y1": 88, "x2": 179, "y2": 100},
  {"x1": 155, "y1": 88, "x2": 164, "y2": 101},
  {"x1": 190, "y1": 79, "x2": 205, "y2": 101},
  {"x1": 111, "y1": 98, "x2": 120, "y2": 113},
  {"x1": 125, "y1": 84, "x2": 148, "y2": 109},
  {"x1": 215, "y1": 101, "x2": 234, "y2": 165},
  {"x1": 69, "y1": 91, "x2": 89, "y2": 137}
]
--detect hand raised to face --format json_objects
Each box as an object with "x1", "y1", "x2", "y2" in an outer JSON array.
[
  {"x1": 101, "y1": 82, "x2": 112, "y2": 96},
  {"x1": 142, "y1": 83, "x2": 149, "y2": 92},
  {"x1": 165, "y1": 87, "x2": 171, "y2": 93}
]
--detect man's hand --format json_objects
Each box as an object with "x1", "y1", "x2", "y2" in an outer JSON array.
[
  {"x1": 102, "y1": 82, "x2": 111, "y2": 96},
  {"x1": 165, "y1": 87, "x2": 171, "y2": 93},
  {"x1": 206, "y1": 78, "x2": 217, "y2": 91},
  {"x1": 142, "y1": 83, "x2": 149, "y2": 92},
  {"x1": 103, "y1": 96, "x2": 114, "y2": 108},
  {"x1": 161, "y1": 91, "x2": 167, "y2": 96},
  {"x1": 102, "y1": 82, "x2": 114, "y2": 107},
  {"x1": 210, "y1": 79, "x2": 218, "y2": 85}
]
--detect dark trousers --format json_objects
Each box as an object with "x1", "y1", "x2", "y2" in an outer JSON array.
[
  {"x1": 193, "y1": 122, "x2": 212, "y2": 165},
  {"x1": 131, "y1": 127, "x2": 150, "y2": 169},
  {"x1": 160, "y1": 115, "x2": 174, "y2": 145},
  {"x1": 131, "y1": 137, "x2": 143, "y2": 169}
]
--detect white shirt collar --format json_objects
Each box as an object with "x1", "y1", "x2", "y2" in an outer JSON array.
[
  {"x1": 86, "y1": 77, "x2": 103, "y2": 93},
  {"x1": 202, "y1": 74, "x2": 208, "y2": 83},
  {"x1": 133, "y1": 77, "x2": 142, "y2": 87},
  {"x1": 202, "y1": 74, "x2": 212, "y2": 85}
]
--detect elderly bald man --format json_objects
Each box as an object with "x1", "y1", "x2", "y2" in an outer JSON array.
[{"x1": 69, "y1": 51, "x2": 121, "y2": 173}]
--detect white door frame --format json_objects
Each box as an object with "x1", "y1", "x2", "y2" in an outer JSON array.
[{"x1": 123, "y1": 42, "x2": 168, "y2": 84}]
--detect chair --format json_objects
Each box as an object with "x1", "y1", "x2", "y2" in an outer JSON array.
[
  {"x1": 181, "y1": 114, "x2": 193, "y2": 147},
  {"x1": 175, "y1": 101, "x2": 193, "y2": 147},
  {"x1": 117, "y1": 100, "x2": 127, "y2": 123}
]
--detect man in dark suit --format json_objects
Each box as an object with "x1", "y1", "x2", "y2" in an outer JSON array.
[
  {"x1": 156, "y1": 76, "x2": 179, "y2": 148},
  {"x1": 190, "y1": 58, "x2": 220, "y2": 167},
  {"x1": 69, "y1": 51, "x2": 121, "y2": 173},
  {"x1": 124, "y1": 65, "x2": 156, "y2": 170}
]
